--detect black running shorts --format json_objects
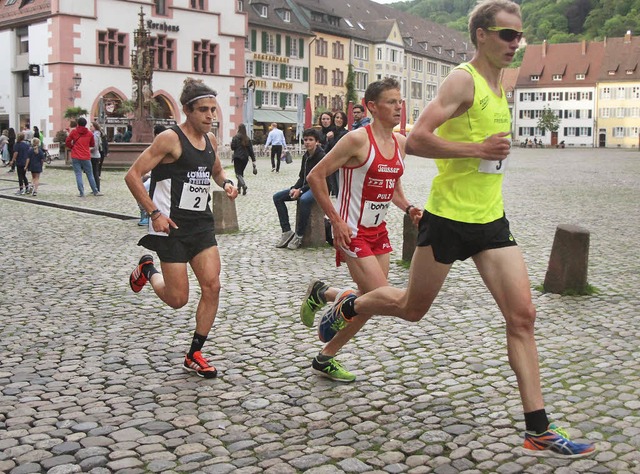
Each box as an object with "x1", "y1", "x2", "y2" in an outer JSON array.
[
  {"x1": 138, "y1": 230, "x2": 217, "y2": 263},
  {"x1": 416, "y1": 211, "x2": 517, "y2": 264}
]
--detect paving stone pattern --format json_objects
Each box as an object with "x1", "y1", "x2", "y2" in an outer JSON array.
[{"x1": 0, "y1": 148, "x2": 638, "y2": 473}]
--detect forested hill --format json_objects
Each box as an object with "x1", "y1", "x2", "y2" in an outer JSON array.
[{"x1": 391, "y1": 0, "x2": 640, "y2": 44}]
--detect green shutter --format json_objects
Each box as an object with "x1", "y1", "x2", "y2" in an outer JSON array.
[
  {"x1": 299, "y1": 39, "x2": 304, "y2": 58},
  {"x1": 303, "y1": 67, "x2": 308, "y2": 82},
  {"x1": 251, "y1": 30, "x2": 257, "y2": 52},
  {"x1": 262, "y1": 31, "x2": 267, "y2": 53},
  {"x1": 280, "y1": 64, "x2": 286, "y2": 79},
  {"x1": 256, "y1": 90, "x2": 263, "y2": 106},
  {"x1": 286, "y1": 36, "x2": 291, "y2": 57},
  {"x1": 280, "y1": 92, "x2": 286, "y2": 109},
  {"x1": 276, "y1": 34, "x2": 281, "y2": 55},
  {"x1": 256, "y1": 61, "x2": 263, "y2": 77}
]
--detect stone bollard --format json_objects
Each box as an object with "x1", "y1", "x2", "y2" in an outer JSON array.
[
  {"x1": 544, "y1": 224, "x2": 590, "y2": 294},
  {"x1": 402, "y1": 213, "x2": 418, "y2": 262},
  {"x1": 212, "y1": 190, "x2": 239, "y2": 234},
  {"x1": 297, "y1": 200, "x2": 326, "y2": 247}
]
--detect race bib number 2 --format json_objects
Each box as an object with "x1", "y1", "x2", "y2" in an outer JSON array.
[
  {"x1": 179, "y1": 183, "x2": 210, "y2": 211},
  {"x1": 361, "y1": 200, "x2": 390, "y2": 228}
]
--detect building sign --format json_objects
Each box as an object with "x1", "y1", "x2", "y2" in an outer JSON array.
[
  {"x1": 146, "y1": 20, "x2": 179, "y2": 32},
  {"x1": 273, "y1": 82, "x2": 293, "y2": 90},
  {"x1": 252, "y1": 80, "x2": 268, "y2": 89},
  {"x1": 253, "y1": 53, "x2": 289, "y2": 64}
]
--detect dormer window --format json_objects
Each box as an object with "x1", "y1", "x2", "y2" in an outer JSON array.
[
  {"x1": 447, "y1": 49, "x2": 454, "y2": 57},
  {"x1": 277, "y1": 8, "x2": 291, "y2": 22},
  {"x1": 311, "y1": 11, "x2": 323, "y2": 22},
  {"x1": 419, "y1": 41, "x2": 428, "y2": 50},
  {"x1": 576, "y1": 73, "x2": 585, "y2": 80},
  {"x1": 404, "y1": 38, "x2": 413, "y2": 47},
  {"x1": 357, "y1": 22, "x2": 365, "y2": 30},
  {"x1": 552, "y1": 74, "x2": 562, "y2": 81},
  {"x1": 344, "y1": 19, "x2": 353, "y2": 28},
  {"x1": 255, "y1": 4, "x2": 267, "y2": 18},
  {"x1": 328, "y1": 16, "x2": 339, "y2": 27},
  {"x1": 434, "y1": 45, "x2": 442, "y2": 54},
  {"x1": 530, "y1": 75, "x2": 540, "y2": 81}
]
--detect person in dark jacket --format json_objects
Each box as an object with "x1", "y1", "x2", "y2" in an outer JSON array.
[
  {"x1": 273, "y1": 128, "x2": 324, "y2": 250},
  {"x1": 351, "y1": 104, "x2": 372, "y2": 130},
  {"x1": 324, "y1": 111, "x2": 349, "y2": 197},
  {"x1": 318, "y1": 112, "x2": 334, "y2": 149},
  {"x1": 230, "y1": 124, "x2": 256, "y2": 195},
  {"x1": 9, "y1": 133, "x2": 30, "y2": 194}
]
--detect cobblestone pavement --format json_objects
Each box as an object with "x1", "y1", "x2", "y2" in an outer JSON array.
[{"x1": 0, "y1": 148, "x2": 639, "y2": 474}]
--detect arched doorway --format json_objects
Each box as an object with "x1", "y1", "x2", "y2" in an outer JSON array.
[{"x1": 97, "y1": 92, "x2": 130, "y2": 142}]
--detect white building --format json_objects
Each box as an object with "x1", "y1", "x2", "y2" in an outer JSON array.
[{"x1": 0, "y1": 0, "x2": 247, "y2": 145}]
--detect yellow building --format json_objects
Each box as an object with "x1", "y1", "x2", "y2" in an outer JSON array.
[
  {"x1": 309, "y1": 31, "x2": 350, "y2": 114},
  {"x1": 596, "y1": 33, "x2": 640, "y2": 148}
]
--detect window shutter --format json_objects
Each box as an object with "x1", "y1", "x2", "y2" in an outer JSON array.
[
  {"x1": 251, "y1": 30, "x2": 257, "y2": 52},
  {"x1": 256, "y1": 90, "x2": 263, "y2": 106},
  {"x1": 280, "y1": 92, "x2": 286, "y2": 109},
  {"x1": 299, "y1": 39, "x2": 304, "y2": 58},
  {"x1": 256, "y1": 61, "x2": 263, "y2": 77},
  {"x1": 303, "y1": 67, "x2": 308, "y2": 82},
  {"x1": 280, "y1": 64, "x2": 286, "y2": 79},
  {"x1": 276, "y1": 34, "x2": 281, "y2": 55},
  {"x1": 262, "y1": 31, "x2": 267, "y2": 53},
  {"x1": 286, "y1": 36, "x2": 291, "y2": 57}
]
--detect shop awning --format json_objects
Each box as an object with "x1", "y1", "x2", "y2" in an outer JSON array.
[{"x1": 253, "y1": 109, "x2": 299, "y2": 124}]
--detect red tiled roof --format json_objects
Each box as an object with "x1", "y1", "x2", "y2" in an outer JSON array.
[
  {"x1": 517, "y1": 40, "x2": 605, "y2": 87},
  {"x1": 600, "y1": 34, "x2": 640, "y2": 81}
]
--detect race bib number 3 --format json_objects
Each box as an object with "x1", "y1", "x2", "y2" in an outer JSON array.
[
  {"x1": 179, "y1": 183, "x2": 210, "y2": 211},
  {"x1": 478, "y1": 158, "x2": 507, "y2": 174},
  {"x1": 361, "y1": 200, "x2": 390, "y2": 228}
]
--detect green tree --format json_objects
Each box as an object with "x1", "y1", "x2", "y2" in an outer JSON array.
[
  {"x1": 63, "y1": 106, "x2": 88, "y2": 120},
  {"x1": 537, "y1": 106, "x2": 561, "y2": 134},
  {"x1": 345, "y1": 64, "x2": 358, "y2": 107}
]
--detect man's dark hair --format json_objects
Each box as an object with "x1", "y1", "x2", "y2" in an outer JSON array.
[
  {"x1": 180, "y1": 77, "x2": 217, "y2": 112},
  {"x1": 153, "y1": 124, "x2": 167, "y2": 136},
  {"x1": 303, "y1": 128, "x2": 321, "y2": 141},
  {"x1": 364, "y1": 78, "x2": 400, "y2": 106},
  {"x1": 77, "y1": 117, "x2": 87, "y2": 127},
  {"x1": 353, "y1": 104, "x2": 365, "y2": 113}
]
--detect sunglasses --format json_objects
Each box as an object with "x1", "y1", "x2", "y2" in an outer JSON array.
[{"x1": 486, "y1": 26, "x2": 523, "y2": 42}]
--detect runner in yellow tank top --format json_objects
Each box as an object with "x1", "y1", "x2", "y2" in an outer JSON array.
[{"x1": 315, "y1": 0, "x2": 596, "y2": 459}]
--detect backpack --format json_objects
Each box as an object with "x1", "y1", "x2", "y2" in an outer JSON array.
[{"x1": 100, "y1": 133, "x2": 109, "y2": 158}]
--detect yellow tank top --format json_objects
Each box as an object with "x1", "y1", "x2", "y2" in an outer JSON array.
[{"x1": 426, "y1": 63, "x2": 511, "y2": 223}]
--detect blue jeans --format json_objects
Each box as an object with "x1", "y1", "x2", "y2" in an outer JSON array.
[
  {"x1": 72, "y1": 158, "x2": 99, "y2": 195},
  {"x1": 273, "y1": 188, "x2": 315, "y2": 235}
]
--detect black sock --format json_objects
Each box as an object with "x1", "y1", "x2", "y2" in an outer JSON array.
[
  {"x1": 341, "y1": 296, "x2": 357, "y2": 318},
  {"x1": 142, "y1": 263, "x2": 159, "y2": 281},
  {"x1": 524, "y1": 409, "x2": 549, "y2": 434},
  {"x1": 316, "y1": 353, "x2": 332, "y2": 363},
  {"x1": 188, "y1": 332, "x2": 208, "y2": 357}
]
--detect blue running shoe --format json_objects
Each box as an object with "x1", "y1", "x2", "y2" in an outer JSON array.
[
  {"x1": 522, "y1": 423, "x2": 595, "y2": 458},
  {"x1": 318, "y1": 289, "x2": 356, "y2": 343}
]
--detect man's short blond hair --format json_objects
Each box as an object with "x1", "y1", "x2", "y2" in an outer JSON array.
[{"x1": 468, "y1": 0, "x2": 521, "y2": 47}]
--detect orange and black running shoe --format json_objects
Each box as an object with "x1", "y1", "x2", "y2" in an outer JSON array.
[{"x1": 183, "y1": 351, "x2": 218, "y2": 378}]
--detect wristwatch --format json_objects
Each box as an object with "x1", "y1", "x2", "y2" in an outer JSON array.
[{"x1": 222, "y1": 179, "x2": 234, "y2": 189}]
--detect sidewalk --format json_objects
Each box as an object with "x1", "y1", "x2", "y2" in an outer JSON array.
[{"x1": 0, "y1": 148, "x2": 638, "y2": 473}]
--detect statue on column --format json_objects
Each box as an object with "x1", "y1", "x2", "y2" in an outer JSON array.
[{"x1": 129, "y1": 7, "x2": 154, "y2": 143}]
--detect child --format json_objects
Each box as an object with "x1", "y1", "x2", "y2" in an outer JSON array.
[{"x1": 25, "y1": 138, "x2": 45, "y2": 196}]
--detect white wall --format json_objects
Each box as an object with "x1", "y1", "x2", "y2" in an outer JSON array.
[{"x1": 0, "y1": 30, "x2": 14, "y2": 127}]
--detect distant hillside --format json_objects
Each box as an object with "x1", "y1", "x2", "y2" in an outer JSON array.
[{"x1": 391, "y1": 0, "x2": 640, "y2": 44}]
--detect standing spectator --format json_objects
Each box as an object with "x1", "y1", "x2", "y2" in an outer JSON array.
[
  {"x1": 25, "y1": 137, "x2": 45, "y2": 197},
  {"x1": 9, "y1": 133, "x2": 30, "y2": 194},
  {"x1": 33, "y1": 126, "x2": 44, "y2": 142},
  {"x1": 22, "y1": 124, "x2": 34, "y2": 141},
  {"x1": 318, "y1": 112, "x2": 334, "y2": 148},
  {"x1": 230, "y1": 123, "x2": 256, "y2": 196},
  {"x1": 0, "y1": 130, "x2": 9, "y2": 166},
  {"x1": 351, "y1": 104, "x2": 372, "y2": 130},
  {"x1": 65, "y1": 117, "x2": 102, "y2": 197},
  {"x1": 7, "y1": 128, "x2": 16, "y2": 172},
  {"x1": 272, "y1": 128, "x2": 324, "y2": 250},
  {"x1": 123, "y1": 124, "x2": 133, "y2": 142},
  {"x1": 98, "y1": 125, "x2": 109, "y2": 177},
  {"x1": 324, "y1": 111, "x2": 349, "y2": 197},
  {"x1": 90, "y1": 122, "x2": 104, "y2": 191},
  {"x1": 264, "y1": 122, "x2": 286, "y2": 173}
]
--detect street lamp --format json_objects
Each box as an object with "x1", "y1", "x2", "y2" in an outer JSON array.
[{"x1": 72, "y1": 73, "x2": 82, "y2": 90}]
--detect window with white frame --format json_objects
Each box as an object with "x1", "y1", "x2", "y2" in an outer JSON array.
[
  {"x1": 427, "y1": 61, "x2": 437, "y2": 75},
  {"x1": 282, "y1": 9, "x2": 291, "y2": 22},
  {"x1": 376, "y1": 47, "x2": 383, "y2": 61},
  {"x1": 289, "y1": 38, "x2": 298, "y2": 58},
  {"x1": 550, "y1": 92, "x2": 562, "y2": 101},
  {"x1": 566, "y1": 92, "x2": 577, "y2": 100},
  {"x1": 315, "y1": 38, "x2": 328, "y2": 57},
  {"x1": 285, "y1": 65, "x2": 302, "y2": 81},
  {"x1": 412, "y1": 58, "x2": 423, "y2": 72},
  {"x1": 579, "y1": 127, "x2": 591, "y2": 136},
  {"x1": 258, "y1": 5, "x2": 267, "y2": 18},
  {"x1": 315, "y1": 66, "x2": 327, "y2": 85},
  {"x1": 16, "y1": 27, "x2": 29, "y2": 54},
  {"x1": 441, "y1": 65, "x2": 451, "y2": 77},
  {"x1": 633, "y1": 86, "x2": 640, "y2": 99},
  {"x1": 616, "y1": 107, "x2": 625, "y2": 118},
  {"x1": 388, "y1": 48, "x2": 401, "y2": 63},
  {"x1": 332, "y1": 69, "x2": 344, "y2": 87},
  {"x1": 601, "y1": 87, "x2": 611, "y2": 99},
  {"x1": 265, "y1": 33, "x2": 276, "y2": 54},
  {"x1": 355, "y1": 71, "x2": 368, "y2": 91},
  {"x1": 617, "y1": 87, "x2": 626, "y2": 99},
  {"x1": 600, "y1": 108, "x2": 610, "y2": 118},
  {"x1": 315, "y1": 94, "x2": 328, "y2": 110},
  {"x1": 530, "y1": 75, "x2": 539, "y2": 81},
  {"x1": 332, "y1": 42, "x2": 344, "y2": 60},
  {"x1": 354, "y1": 43, "x2": 368, "y2": 61},
  {"x1": 576, "y1": 73, "x2": 585, "y2": 80},
  {"x1": 580, "y1": 91, "x2": 591, "y2": 100},
  {"x1": 426, "y1": 83, "x2": 437, "y2": 100},
  {"x1": 552, "y1": 74, "x2": 562, "y2": 81},
  {"x1": 246, "y1": 60, "x2": 254, "y2": 76},
  {"x1": 284, "y1": 93, "x2": 298, "y2": 108},
  {"x1": 613, "y1": 127, "x2": 624, "y2": 137},
  {"x1": 410, "y1": 81, "x2": 422, "y2": 100},
  {"x1": 630, "y1": 107, "x2": 640, "y2": 117}
]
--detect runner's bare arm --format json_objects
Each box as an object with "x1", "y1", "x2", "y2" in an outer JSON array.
[{"x1": 406, "y1": 69, "x2": 509, "y2": 161}]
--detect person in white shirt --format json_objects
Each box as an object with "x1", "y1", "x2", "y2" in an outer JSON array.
[{"x1": 264, "y1": 122, "x2": 286, "y2": 173}]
